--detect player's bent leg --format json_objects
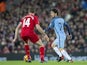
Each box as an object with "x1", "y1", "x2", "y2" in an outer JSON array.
[
  {"x1": 36, "y1": 39, "x2": 45, "y2": 63},
  {"x1": 51, "y1": 43, "x2": 64, "y2": 62},
  {"x1": 60, "y1": 48, "x2": 73, "y2": 62},
  {"x1": 51, "y1": 43, "x2": 62, "y2": 57}
]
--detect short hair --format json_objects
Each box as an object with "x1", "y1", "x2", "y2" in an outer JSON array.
[
  {"x1": 29, "y1": 7, "x2": 35, "y2": 13},
  {"x1": 51, "y1": 8, "x2": 58, "y2": 15}
]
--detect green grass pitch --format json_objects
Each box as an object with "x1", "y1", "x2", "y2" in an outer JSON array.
[{"x1": 0, "y1": 61, "x2": 87, "y2": 65}]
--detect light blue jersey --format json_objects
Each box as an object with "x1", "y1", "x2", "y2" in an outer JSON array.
[{"x1": 46, "y1": 17, "x2": 71, "y2": 48}]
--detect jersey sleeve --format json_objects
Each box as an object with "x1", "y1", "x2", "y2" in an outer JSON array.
[
  {"x1": 34, "y1": 16, "x2": 39, "y2": 25},
  {"x1": 64, "y1": 22, "x2": 71, "y2": 35}
]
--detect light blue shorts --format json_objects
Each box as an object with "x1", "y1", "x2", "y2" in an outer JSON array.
[{"x1": 53, "y1": 35, "x2": 66, "y2": 48}]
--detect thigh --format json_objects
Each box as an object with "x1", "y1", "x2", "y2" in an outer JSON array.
[
  {"x1": 29, "y1": 32, "x2": 39, "y2": 43},
  {"x1": 21, "y1": 36, "x2": 29, "y2": 43},
  {"x1": 59, "y1": 36, "x2": 66, "y2": 48}
]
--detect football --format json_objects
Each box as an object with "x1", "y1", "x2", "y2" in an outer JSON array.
[
  {"x1": 23, "y1": 55, "x2": 31, "y2": 62},
  {"x1": 23, "y1": 55, "x2": 28, "y2": 62}
]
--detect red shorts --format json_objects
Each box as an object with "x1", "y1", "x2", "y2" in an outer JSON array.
[{"x1": 21, "y1": 32, "x2": 39, "y2": 43}]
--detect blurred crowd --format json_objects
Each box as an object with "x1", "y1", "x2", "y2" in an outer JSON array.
[{"x1": 0, "y1": 0, "x2": 87, "y2": 55}]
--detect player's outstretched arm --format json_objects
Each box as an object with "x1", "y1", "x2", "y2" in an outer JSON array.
[
  {"x1": 36, "y1": 24, "x2": 49, "y2": 42},
  {"x1": 36, "y1": 24, "x2": 46, "y2": 35},
  {"x1": 64, "y1": 22, "x2": 71, "y2": 35},
  {"x1": 13, "y1": 22, "x2": 22, "y2": 43},
  {"x1": 64, "y1": 22, "x2": 74, "y2": 40}
]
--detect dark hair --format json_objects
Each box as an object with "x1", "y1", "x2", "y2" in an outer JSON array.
[
  {"x1": 29, "y1": 7, "x2": 35, "y2": 13},
  {"x1": 51, "y1": 9, "x2": 58, "y2": 15}
]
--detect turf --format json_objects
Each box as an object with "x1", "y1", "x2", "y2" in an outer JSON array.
[{"x1": 0, "y1": 61, "x2": 87, "y2": 65}]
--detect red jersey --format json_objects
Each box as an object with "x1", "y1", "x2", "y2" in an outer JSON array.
[{"x1": 20, "y1": 14, "x2": 39, "y2": 36}]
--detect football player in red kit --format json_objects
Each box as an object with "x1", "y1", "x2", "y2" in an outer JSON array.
[{"x1": 13, "y1": 8, "x2": 49, "y2": 63}]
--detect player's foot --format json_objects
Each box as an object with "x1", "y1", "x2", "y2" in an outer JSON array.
[
  {"x1": 27, "y1": 58, "x2": 31, "y2": 62},
  {"x1": 40, "y1": 60, "x2": 47, "y2": 63},
  {"x1": 67, "y1": 59, "x2": 73, "y2": 63},
  {"x1": 27, "y1": 56, "x2": 32, "y2": 63},
  {"x1": 24, "y1": 55, "x2": 31, "y2": 62},
  {"x1": 57, "y1": 56, "x2": 64, "y2": 62}
]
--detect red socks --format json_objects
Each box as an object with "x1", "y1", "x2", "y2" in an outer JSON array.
[
  {"x1": 24, "y1": 44, "x2": 45, "y2": 61},
  {"x1": 39, "y1": 46, "x2": 45, "y2": 61},
  {"x1": 24, "y1": 44, "x2": 30, "y2": 59}
]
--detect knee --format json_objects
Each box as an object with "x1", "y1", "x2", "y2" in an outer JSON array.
[
  {"x1": 24, "y1": 42, "x2": 28, "y2": 45},
  {"x1": 41, "y1": 44, "x2": 44, "y2": 47},
  {"x1": 59, "y1": 48, "x2": 64, "y2": 51},
  {"x1": 51, "y1": 43, "x2": 56, "y2": 48},
  {"x1": 39, "y1": 43, "x2": 44, "y2": 47}
]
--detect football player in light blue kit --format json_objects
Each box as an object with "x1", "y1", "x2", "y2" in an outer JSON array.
[{"x1": 45, "y1": 9, "x2": 73, "y2": 62}]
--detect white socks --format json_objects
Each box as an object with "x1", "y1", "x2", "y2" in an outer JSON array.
[
  {"x1": 53, "y1": 47, "x2": 62, "y2": 57},
  {"x1": 53, "y1": 46, "x2": 72, "y2": 60},
  {"x1": 61, "y1": 50, "x2": 71, "y2": 60}
]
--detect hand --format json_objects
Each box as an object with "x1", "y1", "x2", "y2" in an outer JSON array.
[
  {"x1": 70, "y1": 35, "x2": 72, "y2": 39},
  {"x1": 44, "y1": 35, "x2": 49, "y2": 42},
  {"x1": 12, "y1": 38, "x2": 16, "y2": 43},
  {"x1": 67, "y1": 35, "x2": 71, "y2": 40},
  {"x1": 70, "y1": 34, "x2": 74, "y2": 40},
  {"x1": 67, "y1": 35, "x2": 73, "y2": 40}
]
